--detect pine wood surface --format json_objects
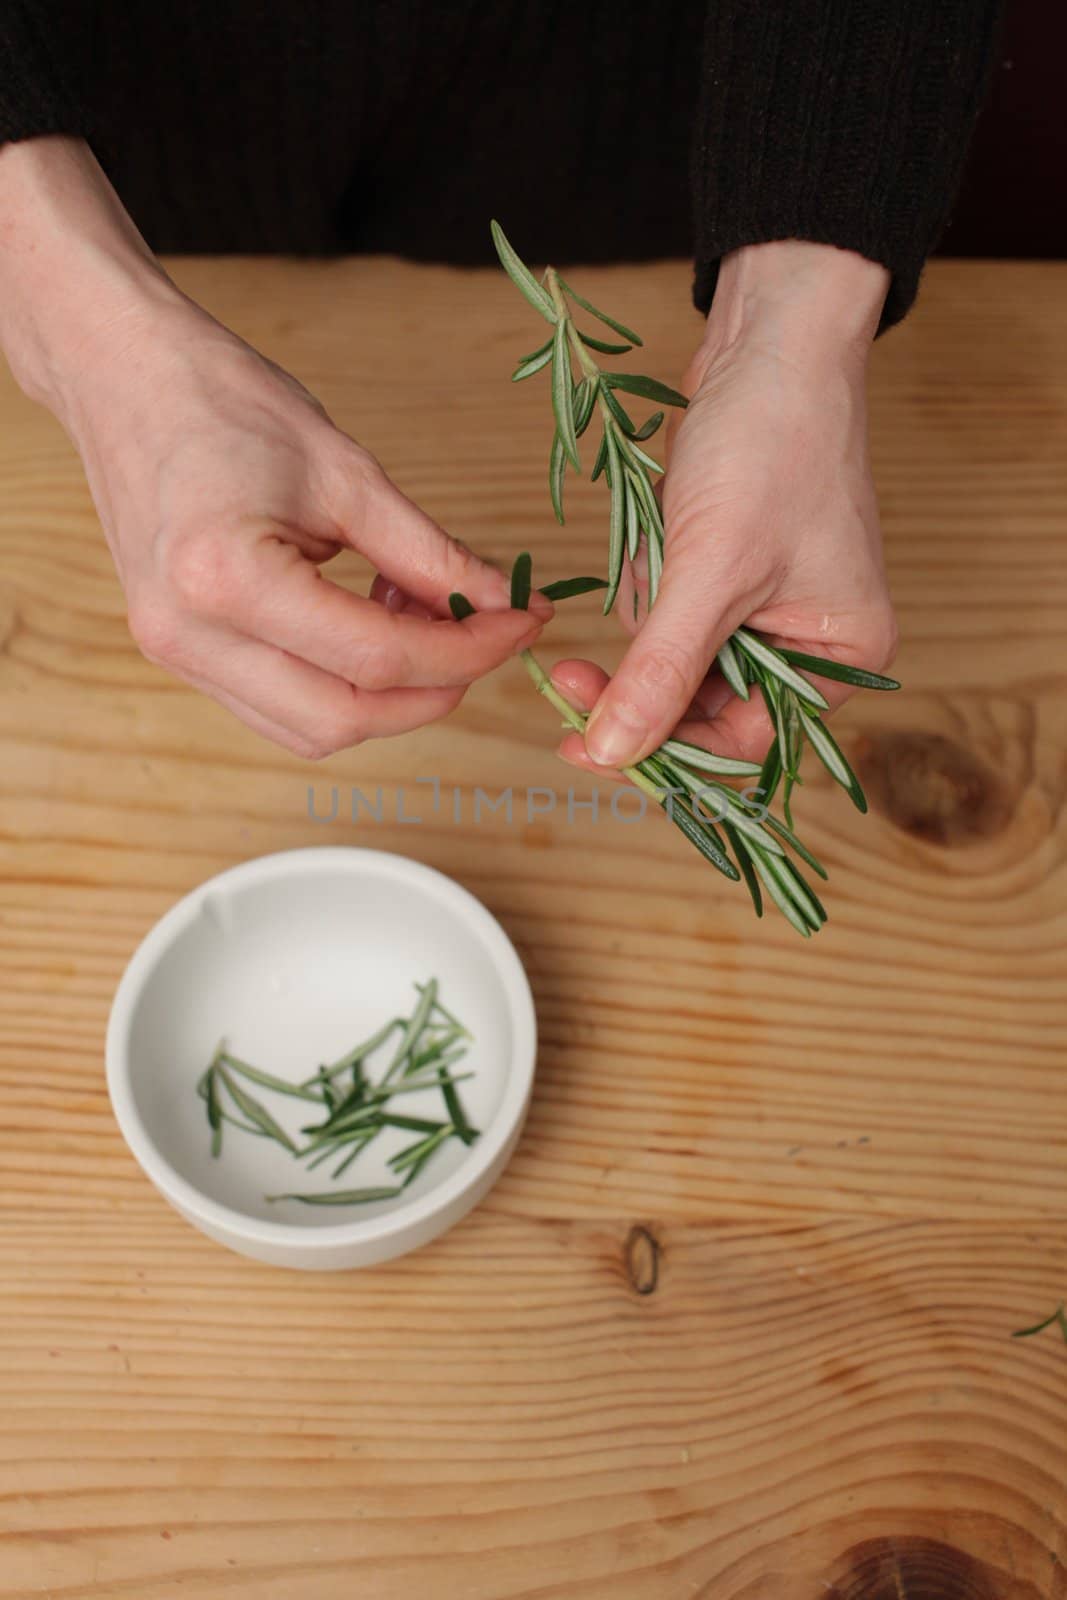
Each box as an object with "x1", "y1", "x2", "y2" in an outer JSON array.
[{"x1": 0, "y1": 257, "x2": 1064, "y2": 1598}]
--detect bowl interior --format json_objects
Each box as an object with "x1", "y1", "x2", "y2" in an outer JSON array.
[{"x1": 117, "y1": 855, "x2": 521, "y2": 1229}]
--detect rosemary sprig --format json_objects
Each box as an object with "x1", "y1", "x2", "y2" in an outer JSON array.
[{"x1": 478, "y1": 222, "x2": 903, "y2": 935}]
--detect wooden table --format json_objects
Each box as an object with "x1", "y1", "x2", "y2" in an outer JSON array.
[{"x1": 1, "y1": 258, "x2": 1064, "y2": 1599}]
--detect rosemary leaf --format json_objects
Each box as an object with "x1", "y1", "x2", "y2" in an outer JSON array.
[
  {"x1": 551, "y1": 319, "x2": 580, "y2": 468},
  {"x1": 716, "y1": 639, "x2": 750, "y2": 702},
  {"x1": 646, "y1": 526, "x2": 663, "y2": 607},
  {"x1": 510, "y1": 550, "x2": 533, "y2": 612},
  {"x1": 449, "y1": 592, "x2": 476, "y2": 621},
  {"x1": 414, "y1": 982, "x2": 473, "y2": 1039},
  {"x1": 723, "y1": 824, "x2": 763, "y2": 918},
  {"x1": 511, "y1": 341, "x2": 554, "y2": 382},
  {"x1": 762, "y1": 814, "x2": 829, "y2": 880},
  {"x1": 590, "y1": 433, "x2": 608, "y2": 482},
  {"x1": 267, "y1": 1186, "x2": 404, "y2": 1206},
  {"x1": 603, "y1": 428, "x2": 625, "y2": 614},
  {"x1": 777, "y1": 648, "x2": 901, "y2": 692},
  {"x1": 490, "y1": 221, "x2": 556, "y2": 324},
  {"x1": 206, "y1": 1067, "x2": 223, "y2": 1158},
  {"x1": 218, "y1": 1052, "x2": 322, "y2": 1103},
  {"x1": 555, "y1": 274, "x2": 643, "y2": 346},
  {"x1": 600, "y1": 385, "x2": 637, "y2": 436},
  {"x1": 438, "y1": 1068, "x2": 476, "y2": 1145},
  {"x1": 602, "y1": 372, "x2": 688, "y2": 409},
  {"x1": 746, "y1": 851, "x2": 812, "y2": 938},
  {"x1": 734, "y1": 629, "x2": 830, "y2": 711},
  {"x1": 538, "y1": 575, "x2": 609, "y2": 601},
  {"x1": 215, "y1": 1065, "x2": 299, "y2": 1153},
  {"x1": 625, "y1": 439, "x2": 665, "y2": 476},
  {"x1": 659, "y1": 738, "x2": 761, "y2": 778},
  {"x1": 796, "y1": 707, "x2": 869, "y2": 813},
  {"x1": 573, "y1": 376, "x2": 598, "y2": 437},
  {"x1": 661, "y1": 793, "x2": 741, "y2": 881},
  {"x1": 624, "y1": 471, "x2": 641, "y2": 561},
  {"x1": 577, "y1": 331, "x2": 634, "y2": 355},
  {"x1": 632, "y1": 410, "x2": 664, "y2": 441}
]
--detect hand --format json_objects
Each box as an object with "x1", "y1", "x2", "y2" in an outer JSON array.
[
  {"x1": 0, "y1": 138, "x2": 548, "y2": 759},
  {"x1": 550, "y1": 241, "x2": 898, "y2": 776}
]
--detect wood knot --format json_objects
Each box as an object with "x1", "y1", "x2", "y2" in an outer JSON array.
[
  {"x1": 857, "y1": 731, "x2": 1011, "y2": 846},
  {"x1": 624, "y1": 1225, "x2": 660, "y2": 1295},
  {"x1": 825, "y1": 1537, "x2": 1002, "y2": 1600}
]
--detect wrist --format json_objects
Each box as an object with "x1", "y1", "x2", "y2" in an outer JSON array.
[
  {"x1": 700, "y1": 240, "x2": 890, "y2": 372},
  {"x1": 0, "y1": 136, "x2": 186, "y2": 426}
]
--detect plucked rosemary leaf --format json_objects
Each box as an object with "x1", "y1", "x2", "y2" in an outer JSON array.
[
  {"x1": 538, "y1": 575, "x2": 609, "y2": 601},
  {"x1": 510, "y1": 550, "x2": 533, "y2": 611},
  {"x1": 449, "y1": 592, "x2": 476, "y2": 621}
]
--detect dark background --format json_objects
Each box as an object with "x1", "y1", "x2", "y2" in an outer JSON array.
[{"x1": 939, "y1": 0, "x2": 1065, "y2": 259}]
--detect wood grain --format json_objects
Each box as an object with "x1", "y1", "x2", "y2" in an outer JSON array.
[{"x1": 0, "y1": 257, "x2": 1065, "y2": 1597}]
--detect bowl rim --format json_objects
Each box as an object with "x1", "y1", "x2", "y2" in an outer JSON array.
[{"x1": 105, "y1": 846, "x2": 536, "y2": 1250}]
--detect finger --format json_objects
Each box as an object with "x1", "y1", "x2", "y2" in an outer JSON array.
[
  {"x1": 332, "y1": 456, "x2": 553, "y2": 620},
  {"x1": 163, "y1": 619, "x2": 465, "y2": 757},
  {"x1": 221, "y1": 535, "x2": 545, "y2": 691},
  {"x1": 369, "y1": 571, "x2": 436, "y2": 620},
  {"x1": 582, "y1": 558, "x2": 755, "y2": 768}
]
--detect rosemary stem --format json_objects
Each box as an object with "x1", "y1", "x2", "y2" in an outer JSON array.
[{"x1": 520, "y1": 649, "x2": 667, "y2": 808}]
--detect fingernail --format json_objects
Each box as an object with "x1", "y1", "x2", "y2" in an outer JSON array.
[
  {"x1": 382, "y1": 582, "x2": 405, "y2": 613},
  {"x1": 516, "y1": 622, "x2": 542, "y2": 651},
  {"x1": 528, "y1": 591, "x2": 554, "y2": 621},
  {"x1": 584, "y1": 701, "x2": 648, "y2": 768}
]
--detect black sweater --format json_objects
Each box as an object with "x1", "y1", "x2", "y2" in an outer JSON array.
[{"x1": 0, "y1": 2, "x2": 1000, "y2": 330}]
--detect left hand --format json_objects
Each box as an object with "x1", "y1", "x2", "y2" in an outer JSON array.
[{"x1": 551, "y1": 240, "x2": 900, "y2": 776}]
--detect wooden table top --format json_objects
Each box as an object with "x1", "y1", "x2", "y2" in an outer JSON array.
[{"x1": 0, "y1": 256, "x2": 1064, "y2": 1599}]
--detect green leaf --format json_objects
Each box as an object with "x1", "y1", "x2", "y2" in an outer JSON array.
[
  {"x1": 219, "y1": 1051, "x2": 322, "y2": 1102},
  {"x1": 215, "y1": 1066, "x2": 299, "y2": 1153},
  {"x1": 625, "y1": 439, "x2": 664, "y2": 475},
  {"x1": 603, "y1": 428, "x2": 625, "y2": 614},
  {"x1": 665, "y1": 797, "x2": 741, "y2": 881},
  {"x1": 438, "y1": 1069, "x2": 476, "y2": 1146},
  {"x1": 746, "y1": 851, "x2": 812, "y2": 938},
  {"x1": 632, "y1": 411, "x2": 664, "y2": 442},
  {"x1": 206, "y1": 1067, "x2": 223, "y2": 1158},
  {"x1": 538, "y1": 575, "x2": 609, "y2": 601},
  {"x1": 762, "y1": 814, "x2": 829, "y2": 880},
  {"x1": 267, "y1": 1186, "x2": 404, "y2": 1206},
  {"x1": 777, "y1": 648, "x2": 901, "y2": 692},
  {"x1": 626, "y1": 463, "x2": 663, "y2": 539},
  {"x1": 577, "y1": 330, "x2": 634, "y2": 355},
  {"x1": 796, "y1": 706, "x2": 869, "y2": 812},
  {"x1": 449, "y1": 592, "x2": 476, "y2": 620},
  {"x1": 762, "y1": 852, "x2": 825, "y2": 930},
  {"x1": 756, "y1": 738, "x2": 782, "y2": 807},
  {"x1": 1013, "y1": 1304, "x2": 1067, "y2": 1341},
  {"x1": 624, "y1": 471, "x2": 641, "y2": 561},
  {"x1": 555, "y1": 274, "x2": 643, "y2": 345},
  {"x1": 551, "y1": 319, "x2": 580, "y2": 468},
  {"x1": 572, "y1": 376, "x2": 598, "y2": 437},
  {"x1": 733, "y1": 629, "x2": 830, "y2": 711},
  {"x1": 548, "y1": 430, "x2": 567, "y2": 525},
  {"x1": 603, "y1": 372, "x2": 688, "y2": 408},
  {"x1": 489, "y1": 220, "x2": 557, "y2": 324},
  {"x1": 510, "y1": 550, "x2": 532, "y2": 612},
  {"x1": 646, "y1": 531, "x2": 663, "y2": 608},
  {"x1": 511, "y1": 340, "x2": 554, "y2": 382},
  {"x1": 659, "y1": 737, "x2": 761, "y2": 777},
  {"x1": 716, "y1": 640, "x2": 750, "y2": 702},
  {"x1": 590, "y1": 432, "x2": 608, "y2": 482},
  {"x1": 723, "y1": 823, "x2": 763, "y2": 918},
  {"x1": 600, "y1": 384, "x2": 636, "y2": 436}
]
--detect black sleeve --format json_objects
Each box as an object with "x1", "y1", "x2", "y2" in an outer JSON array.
[
  {"x1": 0, "y1": 2, "x2": 93, "y2": 147},
  {"x1": 691, "y1": 0, "x2": 1003, "y2": 332}
]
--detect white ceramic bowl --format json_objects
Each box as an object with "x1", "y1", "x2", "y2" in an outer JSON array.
[{"x1": 106, "y1": 848, "x2": 536, "y2": 1270}]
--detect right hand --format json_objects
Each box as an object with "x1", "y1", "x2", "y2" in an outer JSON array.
[{"x1": 0, "y1": 138, "x2": 549, "y2": 759}]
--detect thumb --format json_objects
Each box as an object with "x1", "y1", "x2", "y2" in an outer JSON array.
[{"x1": 583, "y1": 555, "x2": 750, "y2": 769}]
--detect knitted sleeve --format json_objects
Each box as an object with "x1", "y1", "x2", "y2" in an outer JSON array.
[
  {"x1": 691, "y1": 0, "x2": 1003, "y2": 331},
  {"x1": 0, "y1": 2, "x2": 93, "y2": 147}
]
